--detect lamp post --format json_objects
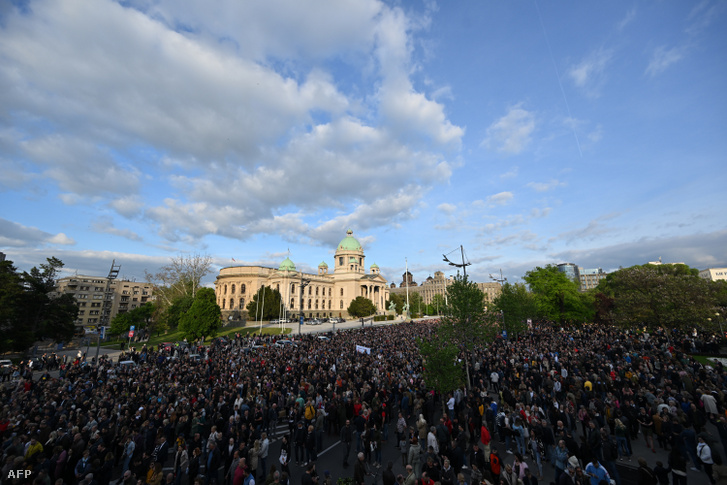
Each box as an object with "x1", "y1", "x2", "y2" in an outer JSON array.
[
  {"x1": 490, "y1": 269, "x2": 507, "y2": 336},
  {"x1": 298, "y1": 276, "x2": 311, "y2": 336},
  {"x1": 443, "y1": 245, "x2": 471, "y2": 279}
]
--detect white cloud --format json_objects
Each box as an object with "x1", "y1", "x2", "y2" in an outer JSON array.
[
  {"x1": 618, "y1": 8, "x2": 637, "y2": 30},
  {"x1": 486, "y1": 191, "x2": 514, "y2": 206},
  {"x1": 568, "y1": 48, "x2": 613, "y2": 96},
  {"x1": 483, "y1": 104, "x2": 536, "y2": 155},
  {"x1": 0, "y1": 218, "x2": 76, "y2": 247},
  {"x1": 438, "y1": 203, "x2": 457, "y2": 215},
  {"x1": 500, "y1": 167, "x2": 519, "y2": 179},
  {"x1": 527, "y1": 179, "x2": 566, "y2": 192},
  {"x1": 646, "y1": 45, "x2": 686, "y2": 76}
]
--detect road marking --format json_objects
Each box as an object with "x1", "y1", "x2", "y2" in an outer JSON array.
[{"x1": 318, "y1": 440, "x2": 341, "y2": 457}]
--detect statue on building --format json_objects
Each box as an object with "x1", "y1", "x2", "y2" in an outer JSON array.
[{"x1": 388, "y1": 300, "x2": 397, "y2": 312}]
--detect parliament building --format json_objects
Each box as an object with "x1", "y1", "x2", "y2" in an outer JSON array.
[{"x1": 214, "y1": 230, "x2": 389, "y2": 322}]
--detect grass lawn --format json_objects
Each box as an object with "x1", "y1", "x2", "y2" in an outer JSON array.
[{"x1": 102, "y1": 325, "x2": 292, "y2": 348}]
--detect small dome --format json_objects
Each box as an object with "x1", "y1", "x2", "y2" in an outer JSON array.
[
  {"x1": 278, "y1": 257, "x2": 296, "y2": 271},
  {"x1": 337, "y1": 229, "x2": 362, "y2": 251},
  {"x1": 371, "y1": 263, "x2": 379, "y2": 269},
  {"x1": 318, "y1": 261, "x2": 328, "y2": 268}
]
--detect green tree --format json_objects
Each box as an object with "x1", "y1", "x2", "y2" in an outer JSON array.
[
  {"x1": 409, "y1": 292, "x2": 424, "y2": 316},
  {"x1": 347, "y1": 296, "x2": 377, "y2": 318},
  {"x1": 524, "y1": 265, "x2": 592, "y2": 324},
  {"x1": 596, "y1": 264, "x2": 715, "y2": 332},
  {"x1": 110, "y1": 302, "x2": 155, "y2": 335},
  {"x1": 440, "y1": 274, "x2": 499, "y2": 388},
  {"x1": 418, "y1": 331, "x2": 465, "y2": 410},
  {"x1": 246, "y1": 286, "x2": 283, "y2": 321},
  {"x1": 492, "y1": 282, "x2": 537, "y2": 337},
  {"x1": 386, "y1": 293, "x2": 405, "y2": 314},
  {"x1": 431, "y1": 294, "x2": 446, "y2": 315},
  {"x1": 161, "y1": 295, "x2": 194, "y2": 329},
  {"x1": 178, "y1": 287, "x2": 221, "y2": 341},
  {"x1": 0, "y1": 260, "x2": 31, "y2": 353}
]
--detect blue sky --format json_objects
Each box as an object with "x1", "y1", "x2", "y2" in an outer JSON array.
[{"x1": 1, "y1": 0, "x2": 725, "y2": 287}]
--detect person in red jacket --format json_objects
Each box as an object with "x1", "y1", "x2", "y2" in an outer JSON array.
[{"x1": 489, "y1": 447, "x2": 501, "y2": 484}]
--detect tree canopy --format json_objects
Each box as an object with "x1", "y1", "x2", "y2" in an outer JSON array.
[
  {"x1": 145, "y1": 254, "x2": 212, "y2": 307},
  {"x1": 110, "y1": 302, "x2": 155, "y2": 335},
  {"x1": 246, "y1": 286, "x2": 283, "y2": 321},
  {"x1": 492, "y1": 282, "x2": 537, "y2": 337},
  {"x1": 418, "y1": 331, "x2": 464, "y2": 400},
  {"x1": 178, "y1": 287, "x2": 221, "y2": 341},
  {"x1": 0, "y1": 257, "x2": 77, "y2": 352},
  {"x1": 347, "y1": 296, "x2": 377, "y2": 318},
  {"x1": 595, "y1": 263, "x2": 717, "y2": 332},
  {"x1": 524, "y1": 265, "x2": 592, "y2": 325}
]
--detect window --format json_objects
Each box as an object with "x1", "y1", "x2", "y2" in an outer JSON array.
[
  {"x1": 340, "y1": 288, "x2": 344, "y2": 296},
  {"x1": 230, "y1": 299, "x2": 234, "y2": 309},
  {"x1": 328, "y1": 300, "x2": 331, "y2": 309},
  {"x1": 308, "y1": 287, "x2": 312, "y2": 295},
  {"x1": 315, "y1": 300, "x2": 319, "y2": 309},
  {"x1": 222, "y1": 299, "x2": 226, "y2": 309},
  {"x1": 91, "y1": 302, "x2": 101, "y2": 307},
  {"x1": 340, "y1": 300, "x2": 343, "y2": 309},
  {"x1": 224, "y1": 284, "x2": 227, "y2": 295},
  {"x1": 95, "y1": 287, "x2": 104, "y2": 291},
  {"x1": 339, "y1": 257, "x2": 343, "y2": 266},
  {"x1": 359, "y1": 258, "x2": 362, "y2": 265},
  {"x1": 241, "y1": 284, "x2": 246, "y2": 294},
  {"x1": 291, "y1": 284, "x2": 295, "y2": 294},
  {"x1": 308, "y1": 299, "x2": 312, "y2": 310},
  {"x1": 78, "y1": 310, "x2": 85, "y2": 315},
  {"x1": 78, "y1": 302, "x2": 86, "y2": 307},
  {"x1": 231, "y1": 284, "x2": 236, "y2": 294},
  {"x1": 329, "y1": 288, "x2": 332, "y2": 297},
  {"x1": 239, "y1": 298, "x2": 245, "y2": 309},
  {"x1": 77, "y1": 294, "x2": 88, "y2": 299},
  {"x1": 290, "y1": 298, "x2": 295, "y2": 308},
  {"x1": 315, "y1": 287, "x2": 319, "y2": 296},
  {"x1": 89, "y1": 310, "x2": 100, "y2": 315}
]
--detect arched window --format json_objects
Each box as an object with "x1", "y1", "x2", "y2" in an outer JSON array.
[
  {"x1": 241, "y1": 284, "x2": 246, "y2": 294},
  {"x1": 340, "y1": 300, "x2": 343, "y2": 309},
  {"x1": 291, "y1": 284, "x2": 295, "y2": 294},
  {"x1": 224, "y1": 284, "x2": 227, "y2": 295},
  {"x1": 290, "y1": 298, "x2": 295, "y2": 308},
  {"x1": 329, "y1": 288, "x2": 332, "y2": 297},
  {"x1": 308, "y1": 299, "x2": 312, "y2": 310},
  {"x1": 308, "y1": 287, "x2": 312, "y2": 295},
  {"x1": 315, "y1": 287, "x2": 319, "y2": 296},
  {"x1": 239, "y1": 298, "x2": 245, "y2": 309},
  {"x1": 328, "y1": 300, "x2": 331, "y2": 309},
  {"x1": 315, "y1": 300, "x2": 319, "y2": 309},
  {"x1": 231, "y1": 284, "x2": 236, "y2": 294},
  {"x1": 339, "y1": 257, "x2": 343, "y2": 266},
  {"x1": 222, "y1": 299, "x2": 226, "y2": 309},
  {"x1": 340, "y1": 288, "x2": 344, "y2": 296},
  {"x1": 229, "y1": 299, "x2": 234, "y2": 309}
]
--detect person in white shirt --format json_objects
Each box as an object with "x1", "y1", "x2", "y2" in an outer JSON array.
[{"x1": 697, "y1": 436, "x2": 716, "y2": 484}]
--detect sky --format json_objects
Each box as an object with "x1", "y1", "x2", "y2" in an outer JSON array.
[{"x1": 1, "y1": 0, "x2": 726, "y2": 287}]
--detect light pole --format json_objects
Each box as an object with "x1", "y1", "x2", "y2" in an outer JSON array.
[
  {"x1": 490, "y1": 269, "x2": 507, "y2": 337},
  {"x1": 443, "y1": 245, "x2": 471, "y2": 279},
  {"x1": 298, "y1": 276, "x2": 311, "y2": 336}
]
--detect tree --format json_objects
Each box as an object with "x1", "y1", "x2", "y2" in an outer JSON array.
[
  {"x1": 431, "y1": 294, "x2": 446, "y2": 315},
  {"x1": 440, "y1": 274, "x2": 499, "y2": 388},
  {"x1": 524, "y1": 265, "x2": 592, "y2": 324},
  {"x1": 178, "y1": 288, "x2": 221, "y2": 341},
  {"x1": 596, "y1": 264, "x2": 716, "y2": 332},
  {"x1": 492, "y1": 282, "x2": 537, "y2": 337},
  {"x1": 161, "y1": 295, "x2": 194, "y2": 329},
  {"x1": 386, "y1": 293, "x2": 405, "y2": 314},
  {"x1": 347, "y1": 296, "x2": 377, "y2": 318},
  {"x1": 145, "y1": 254, "x2": 212, "y2": 307},
  {"x1": 408, "y1": 292, "x2": 424, "y2": 316},
  {"x1": 246, "y1": 286, "x2": 283, "y2": 321},
  {"x1": 110, "y1": 302, "x2": 155, "y2": 335},
  {"x1": 418, "y1": 331, "x2": 465, "y2": 409},
  {"x1": 0, "y1": 260, "x2": 30, "y2": 353}
]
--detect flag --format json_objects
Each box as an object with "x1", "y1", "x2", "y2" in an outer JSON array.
[{"x1": 232, "y1": 257, "x2": 236, "y2": 262}]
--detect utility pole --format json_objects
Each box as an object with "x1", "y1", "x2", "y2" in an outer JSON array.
[
  {"x1": 490, "y1": 269, "x2": 507, "y2": 337},
  {"x1": 443, "y1": 245, "x2": 471, "y2": 279}
]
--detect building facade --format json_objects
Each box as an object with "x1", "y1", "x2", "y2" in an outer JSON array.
[
  {"x1": 390, "y1": 271, "x2": 501, "y2": 310},
  {"x1": 214, "y1": 230, "x2": 389, "y2": 322},
  {"x1": 55, "y1": 276, "x2": 155, "y2": 329},
  {"x1": 700, "y1": 268, "x2": 727, "y2": 282},
  {"x1": 579, "y1": 268, "x2": 608, "y2": 291}
]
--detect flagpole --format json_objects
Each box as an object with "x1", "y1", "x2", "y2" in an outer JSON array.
[{"x1": 405, "y1": 257, "x2": 410, "y2": 320}]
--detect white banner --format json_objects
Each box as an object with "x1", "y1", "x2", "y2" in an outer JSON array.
[{"x1": 355, "y1": 345, "x2": 371, "y2": 354}]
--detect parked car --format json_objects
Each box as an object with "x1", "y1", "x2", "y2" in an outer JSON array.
[
  {"x1": 274, "y1": 339, "x2": 297, "y2": 348},
  {"x1": 0, "y1": 359, "x2": 13, "y2": 369},
  {"x1": 118, "y1": 360, "x2": 137, "y2": 369}
]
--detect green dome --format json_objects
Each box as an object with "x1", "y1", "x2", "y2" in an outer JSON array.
[
  {"x1": 278, "y1": 257, "x2": 296, "y2": 271},
  {"x1": 337, "y1": 229, "x2": 362, "y2": 251},
  {"x1": 318, "y1": 261, "x2": 328, "y2": 268},
  {"x1": 370, "y1": 263, "x2": 379, "y2": 269}
]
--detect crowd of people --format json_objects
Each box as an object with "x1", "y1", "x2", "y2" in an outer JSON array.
[{"x1": 2, "y1": 321, "x2": 727, "y2": 485}]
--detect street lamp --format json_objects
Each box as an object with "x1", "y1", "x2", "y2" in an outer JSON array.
[
  {"x1": 298, "y1": 276, "x2": 311, "y2": 336},
  {"x1": 490, "y1": 269, "x2": 507, "y2": 336},
  {"x1": 443, "y1": 245, "x2": 471, "y2": 279}
]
